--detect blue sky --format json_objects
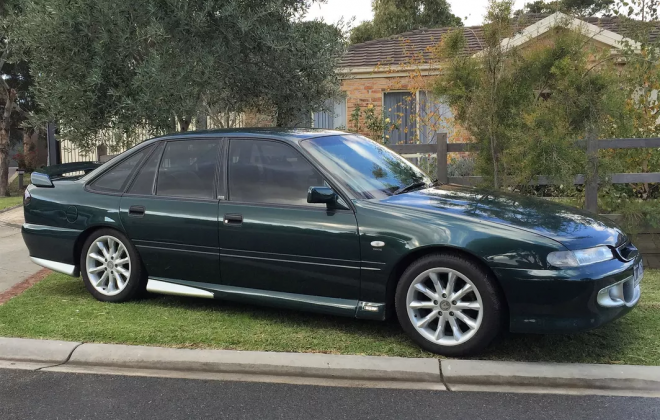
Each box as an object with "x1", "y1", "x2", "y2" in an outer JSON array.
[{"x1": 305, "y1": 0, "x2": 529, "y2": 27}]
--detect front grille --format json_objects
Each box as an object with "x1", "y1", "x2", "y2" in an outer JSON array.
[{"x1": 615, "y1": 241, "x2": 639, "y2": 262}]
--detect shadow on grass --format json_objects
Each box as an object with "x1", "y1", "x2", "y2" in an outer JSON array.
[{"x1": 24, "y1": 276, "x2": 652, "y2": 364}]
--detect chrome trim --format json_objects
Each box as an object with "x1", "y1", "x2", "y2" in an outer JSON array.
[
  {"x1": 220, "y1": 253, "x2": 361, "y2": 270},
  {"x1": 361, "y1": 267, "x2": 382, "y2": 271},
  {"x1": 30, "y1": 257, "x2": 79, "y2": 276},
  {"x1": 146, "y1": 279, "x2": 214, "y2": 298},
  {"x1": 136, "y1": 244, "x2": 218, "y2": 256},
  {"x1": 221, "y1": 247, "x2": 363, "y2": 264},
  {"x1": 154, "y1": 278, "x2": 358, "y2": 314},
  {"x1": 210, "y1": 283, "x2": 357, "y2": 311},
  {"x1": 23, "y1": 223, "x2": 81, "y2": 233},
  {"x1": 597, "y1": 275, "x2": 642, "y2": 308}
]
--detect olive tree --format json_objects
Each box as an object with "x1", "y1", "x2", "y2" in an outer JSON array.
[{"x1": 10, "y1": 0, "x2": 345, "y2": 151}]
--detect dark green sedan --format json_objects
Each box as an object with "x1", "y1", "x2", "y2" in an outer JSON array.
[{"x1": 22, "y1": 129, "x2": 644, "y2": 356}]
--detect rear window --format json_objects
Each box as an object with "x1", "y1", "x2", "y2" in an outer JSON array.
[
  {"x1": 155, "y1": 140, "x2": 219, "y2": 199},
  {"x1": 90, "y1": 145, "x2": 154, "y2": 193}
]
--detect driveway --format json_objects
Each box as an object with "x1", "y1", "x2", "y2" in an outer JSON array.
[{"x1": 0, "y1": 206, "x2": 40, "y2": 293}]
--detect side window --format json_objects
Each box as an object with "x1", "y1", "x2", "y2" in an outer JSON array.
[
  {"x1": 90, "y1": 145, "x2": 153, "y2": 193},
  {"x1": 127, "y1": 143, "x2": 164, "y2": 195},
  {"x1": 228, "y1": 139, "x2": 326, "y2": 206},
  {"x1": 156, "y1": 140, "x2": 220, "y2": 199}
]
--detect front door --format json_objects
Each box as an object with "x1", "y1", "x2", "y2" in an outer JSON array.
[
  {"x1": 120, "y1": 138, "x2": 222, "y2": 283},
  {"x1": 218, "y1": 138, "x2": 361, "y2": 300}
]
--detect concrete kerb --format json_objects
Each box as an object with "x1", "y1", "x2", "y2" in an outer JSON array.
[
  {"x1": 65, "y1": 343, "x2": 441, "y2": 383},
  {"x1": 0, "y1": 204, "x2": 22, "y2": 215},
  {"x1": 1, "y1": 338, "x2": 660, "y2": 395},
  {"x1": 0, "y1": 337, "x2": 82, "y2": 370},
  {"x1": 442, "y1": 360, "x2": 660, "y2": 394}
]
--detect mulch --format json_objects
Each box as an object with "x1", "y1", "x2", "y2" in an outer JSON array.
[{"x1": 0, "y1": 269, "x2": 51, "y2": 305}]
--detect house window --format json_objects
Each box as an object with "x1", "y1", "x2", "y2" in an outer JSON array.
[
  {"x1": 313, "y1": 98, "x2": 347, "y2": 129},
  {"x1": 418, "y1": 91, "x2": 454, "y2": 144},
  {"x1": 383, "y1": 92, "x2": 417, "y2": 144}
]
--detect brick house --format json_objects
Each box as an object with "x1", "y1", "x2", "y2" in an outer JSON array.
[{"x1": 313, "y1": 12, "x2": 657, "y2": 145}]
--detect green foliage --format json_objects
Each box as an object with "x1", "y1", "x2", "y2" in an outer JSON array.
[
  {"x1": 349, "y1": 0, "x2": 462, "y2": 44},
  {"x1": 9, "y1": 0, "x2": 346, "y2": 151},
  {"x1": 447, "y1": 155, "x2": 475, "y2": 177},
  {"x1": 435, "y1": 1, "x2": 628, "y2": 189},
  {"x1": 348, "y1": 103, "x2": 398, "y2": 143},
  {"x1": 516, "y1": 0, "x2": 615, "y2": 16}
]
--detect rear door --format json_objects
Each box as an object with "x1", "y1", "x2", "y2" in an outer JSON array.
[
  {"x1": 120, "y1": 138, "x2": 222, "y2": 283},
  {"x1": 217, "y1": 138, "x2": 361, "y2": 300}
]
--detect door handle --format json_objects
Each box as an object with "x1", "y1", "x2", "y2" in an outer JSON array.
[
  {"x1": 129, "y1": 205, "x2": 146, "y2": 218},
  {"x1": 224, "y1": 213, "x2": 243, "y2": 225}
]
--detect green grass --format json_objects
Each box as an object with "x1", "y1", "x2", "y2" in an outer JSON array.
[
  {"x1": 0, "y1": 171, "x2": 31, "y2": 211},
  {"x1": 0, "y1": 196, "x2": 22, "y2": 211},
  {"x1": 0, "y1": 270, "x2": 658, "y2": 365}
]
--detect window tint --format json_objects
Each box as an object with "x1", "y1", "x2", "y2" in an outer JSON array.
[
  {"x1": 128, "y1": 143, "x2": 164, "y2": 195},
  {"x1": 91, "y1": 145, "x2": 153, "y2": 193},
  {"x1": 156, "y1": 140, "x2": 219, "y2": 199},
  {"x1": 228, "y1": 140, "x2": 326, "y2": 206}
]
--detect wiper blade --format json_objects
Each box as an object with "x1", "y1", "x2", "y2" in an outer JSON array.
[{"x1": 393, "y1": 181, "x2": 429, "y2": 195}]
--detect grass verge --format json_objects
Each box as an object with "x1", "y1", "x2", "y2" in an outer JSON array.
[
  {"x1": 1, "y1": 171, "x2": 30, "y2": 211},
  {"x1": 0, "y1": 196, "x2": 22, "y2": 211},
  {"x1": 0, "y1": 270, "x2": 658, "y2": 365}
]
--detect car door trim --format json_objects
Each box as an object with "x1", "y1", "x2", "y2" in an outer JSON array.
[
  {"x1": 148, "y1": 277, "x2": 359, "y2": 316},
  {"x1": 220, "y1": 252, "x2": 362, "y2": 270},
  {"x1": 146, "y1": 279, "x2": 214, "y2": 299}
]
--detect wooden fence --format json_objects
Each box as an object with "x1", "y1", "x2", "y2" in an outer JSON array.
[
  {"x1": 388, "y1": 133, "x2": 660, "y2": 214},
  {"x1": 388, "y1": 133, "x2": 660, "y2": 268}
]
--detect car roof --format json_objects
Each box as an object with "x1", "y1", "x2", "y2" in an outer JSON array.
[{"x1": 152, "y1": 128, "x2": 348, "y2": 144}]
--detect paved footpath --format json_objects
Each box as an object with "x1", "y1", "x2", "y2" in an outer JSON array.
[
  {"x1": 0, "y1": 206, "x2": 40, "y2": 293},
  {"x1": 1, "y1": 369, "x2": 658, "y2": 420}
]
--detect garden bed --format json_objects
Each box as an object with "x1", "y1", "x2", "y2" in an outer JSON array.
[{"x1": 0, "y1": 271, "x2": 658, "y2": 365}]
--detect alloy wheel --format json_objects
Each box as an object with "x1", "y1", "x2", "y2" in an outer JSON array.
[
  {"x1": 85, "y1": 235, "x2": 132, "y2": 296},
  {"x1": 406, "y1": 267, "x2": 483, "y2": 346}
]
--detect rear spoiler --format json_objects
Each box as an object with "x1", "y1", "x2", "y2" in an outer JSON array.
[{"x1": 30, "y1": 161, "x2": 102, "y2": 187}]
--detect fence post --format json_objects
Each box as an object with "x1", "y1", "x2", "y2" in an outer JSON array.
[
  {"x1": 436, "y1": 132, "x2": 448, "y2": 184},
  {"x1": 46, "y1": 122, "x2": 57, "y2": 166},
  {"x1": 585, "y1": 135, "x2": 599, "y2": 213}
]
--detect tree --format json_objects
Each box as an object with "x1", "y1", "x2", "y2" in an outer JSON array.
[
  {"x1": 10, "y1": 0, "x2": 345, "y2": 152},
  {"x1": 0, "y1": 0, "x2": 36, "y2": 196},
  {"x1": 349, "y1": 0, "x2": 462, "y2": 44},
  {"x1": 434, "y1": 0, "x2": 625, "y2": 188},
  {"x1": 516, "y1": 0, "x2": 615, "y2": 16}
]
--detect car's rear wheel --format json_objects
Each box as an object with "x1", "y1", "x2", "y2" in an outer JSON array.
[
  {"x1": 80, "y1": 229, "x2": 145, "y2": 303},
  {"x1": 395, "y1": 253, "x2": 503, "y2": 356}
]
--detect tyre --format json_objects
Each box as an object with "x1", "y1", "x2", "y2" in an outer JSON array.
[
  {"x1": 80, "y1": 228, "x2": 146, "y2": 303},
  {"x1": 395, "y1": 253, "x2": 503, "y2": 356}
]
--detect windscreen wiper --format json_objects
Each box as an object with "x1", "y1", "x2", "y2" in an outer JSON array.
[{"x1": 393, "y1": 181, "x2": 429, "y2": 195}]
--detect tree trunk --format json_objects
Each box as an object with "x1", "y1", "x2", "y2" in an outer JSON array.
[{"x1": 0, "y1": 89, "x2": 17, "y2": 197}]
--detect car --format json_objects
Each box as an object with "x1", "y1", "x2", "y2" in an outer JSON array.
[{"x1": 22, "y1": 129, "x2": 644, "y2": 356}]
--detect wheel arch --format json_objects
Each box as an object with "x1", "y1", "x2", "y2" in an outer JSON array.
[
  {"x1": 385, "y1": 245, "x2": 509, "y2": 319},
  {"x1": 73, "y1": 224, "x2": 127, "y2": 270}
]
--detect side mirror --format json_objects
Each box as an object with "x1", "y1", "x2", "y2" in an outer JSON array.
[{"x1": 307, "y1": 186, "x2": 338, "y2": 207}]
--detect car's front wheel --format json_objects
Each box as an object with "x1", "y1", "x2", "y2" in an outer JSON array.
[
  {"x1": 80, "y1": 229, "x2": 145, "y2": 303},
  {"x1": 395, "y1": 253, "x2": 503, "y2": 356}
]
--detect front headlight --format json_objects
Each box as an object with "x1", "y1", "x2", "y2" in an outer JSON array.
[{"x1": 547, "y1": 246, "x2": 614, "y2": 268}]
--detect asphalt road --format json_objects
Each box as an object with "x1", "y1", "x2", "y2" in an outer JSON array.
[{"x1": 1, "y1": 369, "x2": 659, "y2": 420}]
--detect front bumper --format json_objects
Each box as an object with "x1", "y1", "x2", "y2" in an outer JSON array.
[{"x1": 494, "y1": 255, "x2": 643, "y2": 334}]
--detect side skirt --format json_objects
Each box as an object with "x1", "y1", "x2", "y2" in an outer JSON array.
[
  {"x1": 145, "y1": 277, "x2": 386, "y2": 320},
  {"x1": 30, "y1": 257, "x2": 80, "y2": 277}
]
